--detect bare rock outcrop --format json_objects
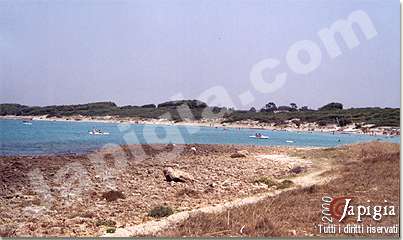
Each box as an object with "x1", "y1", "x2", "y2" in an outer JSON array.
[
  {"x1": 163, "y1": 167, "x2": 194, "y2": 183},
  {"x1": 230, "y1": 150, "x2": 249, "y2": 158}
]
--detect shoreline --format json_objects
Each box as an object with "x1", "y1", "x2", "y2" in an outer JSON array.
[
  {"x1": 1, "y1": 114, "x2": 400, "y2": 137},
  {"x1": 0, "y1": 144, "x2": 325, "y2": 158}
]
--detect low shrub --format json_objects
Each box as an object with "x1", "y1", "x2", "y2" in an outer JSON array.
[
  {"x1": 277, "y1": 180, "x2": 294, "y2": 189},
  {"x1": 148, "y1": 205, "x2": 174, "y2": 218},
  {"x1": 254, "y1": 177, "x2": 277, "y2": 187},
  {"x1": 95, "y1": 219, "x2": 116, "y2": 227}
]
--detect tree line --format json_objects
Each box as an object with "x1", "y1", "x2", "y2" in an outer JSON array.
[{"x1": 249, "y1": 102, "x2": 343, "y2": 113}]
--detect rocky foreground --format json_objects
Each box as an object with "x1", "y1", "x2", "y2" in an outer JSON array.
[
  {"x1": 157, "y1": 142, "x2": 400, "y2": 237},
  {"x1": 0, "y1": 144, "x2": 313, "y2": 237}
]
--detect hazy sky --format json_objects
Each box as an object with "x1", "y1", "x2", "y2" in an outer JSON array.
[{"x1": 0, "y1": 0, "x2": 400, "y2": 109}]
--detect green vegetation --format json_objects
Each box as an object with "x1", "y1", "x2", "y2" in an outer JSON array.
[
  {"x1": 148, "y1": 205, "x2": 174, "y2": 218},
  {"x1": 254, "y1": 177, "x2": 277, "y2": 187},
  {"x1": 0, "y1": 101, "x2": 217, "y2": 121},
  {"x1": 254, "y1": 177, "x2": 294, "y2": 189},
  {"x1": 0, "y1": 100, "x2": 399, "y2": 127},
  {"x1": 276, "y1": 180, "x2": 294, "y2": 189},
  {"x1": 318, "y1": 102, "x2": 343, "y2": 111},
  {"x1": 225, "y1": 107, "x2": 399, "y2": 127},
  {"x1": 95, "y1": 219, "x2": 116, "y2": 227}
]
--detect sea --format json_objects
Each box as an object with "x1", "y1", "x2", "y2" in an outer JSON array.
[{"x1": 0, "y1": 119, "x2": 400, "y2": 156}]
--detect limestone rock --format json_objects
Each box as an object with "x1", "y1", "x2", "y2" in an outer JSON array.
[
  {"x1": 163, "y1": 167, "x2": 194, "y2": 182},
  {"x1": 230, "y1": 150, "x2": 249, "y2": 158}
]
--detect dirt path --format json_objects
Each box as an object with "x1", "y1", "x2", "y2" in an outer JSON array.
[{"x1": 104, "y1": 154, "x2": 335, "y2": 237}]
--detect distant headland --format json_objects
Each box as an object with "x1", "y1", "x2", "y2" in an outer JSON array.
[{"x1": 0, "y1": 100, "x2": 400, "y2": 135}]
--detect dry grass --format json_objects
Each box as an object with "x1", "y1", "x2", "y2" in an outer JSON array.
[{"x1": 159, "y1": 142, "x2": 400, "y2": 237}]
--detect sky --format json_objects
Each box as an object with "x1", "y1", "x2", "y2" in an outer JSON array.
[{"x1": 0, "y1": 0, "x2": 400, "y2": 110}]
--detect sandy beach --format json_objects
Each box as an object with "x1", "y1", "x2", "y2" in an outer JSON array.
[{"x1": 1, "y1": 115, "x2": 399, "y2": 137}]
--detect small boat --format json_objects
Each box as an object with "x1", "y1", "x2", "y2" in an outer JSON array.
[
  {"x1": 89, "y1": 129, "x2": 110, "y2": 135},
  {"x1": 286, "y1": 140, "x2": 294, "y2": 143},
  {"x1": 249, "y1": 135, "x2": 269, "y2": 139},
  {"x1": 89, "y1": 131, "x2": 110, "y2": 135},
  {"x1": 22, "y1": 120, "x2": 32, "y2": 125}
]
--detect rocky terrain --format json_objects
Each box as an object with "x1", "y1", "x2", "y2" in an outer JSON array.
[
  {"x1": 157, "y1": 142, "x2": 400, "y2": 237},
  {"x1": 0, "y1": 144, "x2": 312, "y2": 237}
]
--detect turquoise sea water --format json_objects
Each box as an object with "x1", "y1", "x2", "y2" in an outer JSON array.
[{"x1": 0, "y1": 119, "x2": 400, "y2": 156}]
